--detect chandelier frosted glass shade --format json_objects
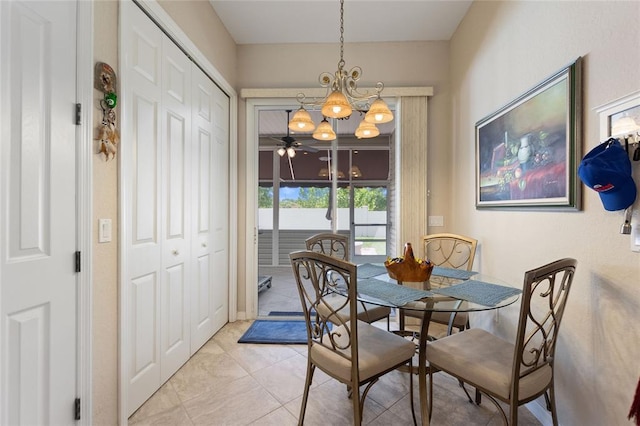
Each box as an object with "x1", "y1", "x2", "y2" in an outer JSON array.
[
  {"x1": 288, "y1": 107, "x2": 316, "y2": 132},
  {"x1": 321, "y1": 90, "x2": 353, "y2": 119},
  {"x1": 312, "y1": 118, "x2": 337, "y2": 141},
  {"x1": 355, "y1": 120, "x2": 380, "y2": 139},
  {"x1": 364, "y1": 98, "x2": 394, "y2": 124}
]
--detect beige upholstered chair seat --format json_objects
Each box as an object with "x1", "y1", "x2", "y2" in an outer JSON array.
[
  {"x1": 311, "y1": 320, "x2": 416, "y2": 383},
  {"x1": 427, "y1": 328, "x2": 552, "y2": 401},
  {"x1": 428, "y1": 311, "x2": 469, "y2": 329}
]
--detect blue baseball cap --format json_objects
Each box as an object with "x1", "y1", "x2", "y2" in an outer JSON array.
[{"x1": 578, "y1": 139, "x2": 637, "y2": 211}]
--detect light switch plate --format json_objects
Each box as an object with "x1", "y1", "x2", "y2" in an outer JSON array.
[
  {"x1": 428, "y1": 216, "x2": 444, "y2": 227},
  {"x1": 631, "y1": 209, "x2": 640, "y2": 252},
  {"x1": 99, "y1": 219, "x2": 112, "y2": 243}
]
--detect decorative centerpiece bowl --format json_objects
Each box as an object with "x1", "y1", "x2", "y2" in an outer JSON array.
[{"x1": 384, "y1": 242, "x2": 433, "y2": 282}]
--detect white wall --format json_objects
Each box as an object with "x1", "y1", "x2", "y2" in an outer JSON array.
[{"x1": 450, "y1": 1, "x2": 640, "y2": 424}]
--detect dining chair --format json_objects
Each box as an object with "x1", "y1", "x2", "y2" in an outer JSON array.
[
  {"x1": 426, "y1": 257, "x2": 577, "y2": 425},
  {"x1": 290, "y1": 250, "x2": 417, "y2": 426},
  {"x1": 305, "y1": 233, "x2": 391, "y2": 328},
  {"x1": 421, "y1": 233, "x2": 478, "y2": 336},
  {"x1": 394, "y1": 234, "x2": 478, "y2": 402}
]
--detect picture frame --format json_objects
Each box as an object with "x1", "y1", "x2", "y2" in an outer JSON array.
[
  {"x1": 475, "y1": 57, "x2": 582, "y2": 209},
  {"x1": 595, "y1": 90, "x2": 640, "y2": 140}
]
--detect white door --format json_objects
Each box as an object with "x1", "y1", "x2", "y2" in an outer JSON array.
[
  {"x1": 190, "y1": 68, "x2": 229, "y2": 352},
  {"x1": 209, "y1": 82, "x2": 230, "y2": 334},
  {"x1": 159, "y1": 31, "x2": 191, "y2": 384},
  {"x1": 122, "y1": 0, "x2": 193, "y2": 411},
  {"x1": 122, "y1": 2, "x2": 164, "y2": 414},
  {"x1": 0, "y1": 1, "x2": 78, "y2": 424},
  {"x1": 122, "y1": 1, "x2": 230, "y2": 415}
]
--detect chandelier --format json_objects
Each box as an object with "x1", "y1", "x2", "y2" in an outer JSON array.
[{"x1": 287, "y1": 0, "x2": 394, "y2": 141}]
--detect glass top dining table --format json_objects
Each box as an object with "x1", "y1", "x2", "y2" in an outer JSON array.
[
  {"x1": 354, "y1": 263, "x2": 521, "y2": 313},
  {"x1": 353, "y1": 263, "x2": 522, "y2": 426}
]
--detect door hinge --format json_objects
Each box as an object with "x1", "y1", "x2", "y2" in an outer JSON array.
[
  {"x1": 75, "y1": 103, "x2": 81, "y2": 125},
  {"x1": 74, "y1": 398, "x2": 81, "y2": 420},
  {"x1": 75, "y1": 251, "x2": 81, "y2": 273}
]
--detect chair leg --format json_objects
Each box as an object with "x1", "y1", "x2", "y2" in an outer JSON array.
[
  {"x1": 352, "y1": 384, "x2": 362, "y2": 426},
  {"x1": 408, "y1": 358, "x2": 417, "y2": 426},
  {"x1": 428, "y1": 364, "x2": 434, "y2": 422},
  {"x1": 475, "y1": 388, "x2": 482, "y2": 405},
  {"x1": 544, "y1": 390, "x2": 551, "y2": 411},
  {"x1": 459, "y1": 380, "x2": 474, "y2": 404},
  {"x1": 298, "y1": 362, "x2": 315, "y2": 426},
  {"x1": 548, "y1": 387, "x2": 559, "y2": 426},
  {"x1": 509, "y1": 400, "x2": 518, "y2": 425}
]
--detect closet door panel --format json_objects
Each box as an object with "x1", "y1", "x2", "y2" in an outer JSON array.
[
  {"x1": 210, "y1": 85, "x2": 230, "y2": 333},
  {"x1": 122, "y1": 1, "x2": 163, "y2": 415},
  {"x1": 190, "y1": 70, "x2": 215, "y2": 352},
  {"x1": 159, "y1": 38, "x2": 191, "y2": 381}
]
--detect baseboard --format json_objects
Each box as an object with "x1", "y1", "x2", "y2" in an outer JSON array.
[
  {"x1": 236, "y1": 311, "x2": 248, "y2": 320},
  {"x1": 526, "y1": 401, "x2": 554, "y2": 426}
]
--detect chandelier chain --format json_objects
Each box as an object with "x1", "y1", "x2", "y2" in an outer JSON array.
[{"x1": 339, "y1": 0, "x2": 344, "y2": 68}]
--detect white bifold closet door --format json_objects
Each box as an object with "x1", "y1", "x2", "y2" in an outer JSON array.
[
  {"x1": 190, "y1": 67, "x2": 229, "y2": 352},
  {"x1": 122, "y1": 2, "x2": 229, "y2": 416}
]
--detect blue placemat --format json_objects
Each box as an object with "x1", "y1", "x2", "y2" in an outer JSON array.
[
  {"x1": 431, "y1": 266, "x2": 477, "y2": 280},
  {"x1": 357, "y1": 263, "x2": 387, "y2": 279},
  {"x1": 357, "y1": 278, "x2": 433, "y2": 306},
  {"x1": 431, "y1": 280, "x2": 522, "y2": 307}
]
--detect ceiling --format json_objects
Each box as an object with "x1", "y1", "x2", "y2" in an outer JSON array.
[
  {"x1": 212, "y1": 1, "x2": 472, "y2": 140},
  {"x1": 208, "y1": 1, "x2": 472, "y2": 45}
]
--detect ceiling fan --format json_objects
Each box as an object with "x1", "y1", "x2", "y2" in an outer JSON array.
[
  {"x1": 271, "y1": 110, "x2": 318, "y2": 158},
  {"x1": 270, "y1": 110, "x2": 318, "y2": 181}
]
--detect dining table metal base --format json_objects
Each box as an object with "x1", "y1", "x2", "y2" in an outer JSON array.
[{"x1": 392, "y1": 309, "x2": 434, "y2": 426}]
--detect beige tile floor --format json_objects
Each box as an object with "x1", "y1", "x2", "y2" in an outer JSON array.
[{"x1": 129, "y1": 316, "x2": 543, "y2": 426}]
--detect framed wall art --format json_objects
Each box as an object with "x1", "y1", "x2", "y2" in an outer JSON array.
[{"x1": 475, "y1": 57, "x2": 582, "y2": 209}]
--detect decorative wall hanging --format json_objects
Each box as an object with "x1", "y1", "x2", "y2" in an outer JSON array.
[
  {"x1": 596, "y1": 90, "x2": 640, "y2": 158},
  {"x1": 475, "y1": 57, "x2": 582, "y2": 210},
  {"x1": 94, "y1": 62, "x2": 119, "y2": 161},
  {"x1": 595, "y1": 91, "x2": 640, "y2": 247}
]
